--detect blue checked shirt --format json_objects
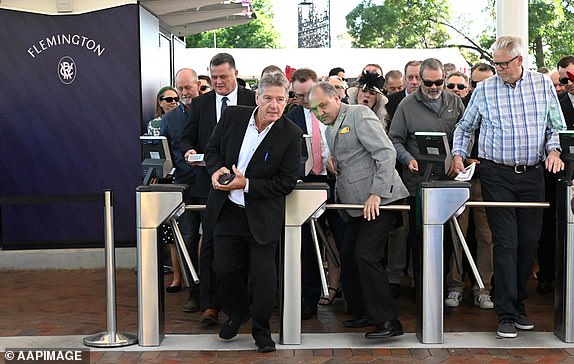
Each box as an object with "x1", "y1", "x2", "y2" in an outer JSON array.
[{"x1": 452, "y1": 69, "x2": 566, "y2": 166}]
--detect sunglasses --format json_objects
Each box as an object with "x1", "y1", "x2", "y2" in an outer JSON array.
[
  {"x1": 422, "y1": 79, "x2": 444, "y2": 87},
  {"x1": 559, "y1": 71, "x2": 574, "y2": 85},
  {"x1": 470, "y1": 80, "x2": 479, "y2": 88},
  {"x1": 447, "y1": 83, "x2": 467, "y2": 90},
  {"x1": 160, "y1": 96, "x2": 179, "y2": 103},
  {"x1": 492, "y1": 55, "x2": 519, "y2": 69},
  {"x1": 200, "y1": 85, "x2": 210, "y2": 91}
]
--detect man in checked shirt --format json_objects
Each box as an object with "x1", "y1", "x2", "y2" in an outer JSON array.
[{"x1": 449, "y1": 35, "x2": 566, "y2": 339}]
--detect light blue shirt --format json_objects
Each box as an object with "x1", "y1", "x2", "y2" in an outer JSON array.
[
  {"x1": 452, "y1": 69, "x2": 566, "y2": 166},
  {"x1": 229, "y1": 107, "x2": 275, "y2": 206}
]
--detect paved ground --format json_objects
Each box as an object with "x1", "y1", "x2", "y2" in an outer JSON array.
[{"x1": 1, "y1": 269, "x2": 573, "y2": 363}]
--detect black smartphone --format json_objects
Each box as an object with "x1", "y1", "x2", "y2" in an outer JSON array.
[{"x1": 218, "y1": 173, "x2": 235, "y2": 185}]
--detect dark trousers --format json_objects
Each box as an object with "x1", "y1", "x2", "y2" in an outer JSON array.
[
  {"x1": 198, "y1": 197, "x2": 220, "y2": 311},
  {"x1": 213, "y1": 201, "x2": 277, "y2": 343},
  {"x1": 179, "y1": 191, "x2": 201, "y2": 295},
  {"x1": 479, "y1": 160, "x2": 544, "y2": 320},
  {"x1": 341, "y1": 210, "x2": 397, "y2": 326}
]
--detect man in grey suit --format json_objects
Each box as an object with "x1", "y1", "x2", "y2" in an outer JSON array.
[{"x1": 308, "y1": 82, "x2": 409, "y2": 339}]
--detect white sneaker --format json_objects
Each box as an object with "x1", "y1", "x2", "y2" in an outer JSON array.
[
  {"x1": 474, "y1": 294, "x2": 494, "y2": 310},
  {"x1": 445, "y1": 291, "x2": 463, "y2": 307}
]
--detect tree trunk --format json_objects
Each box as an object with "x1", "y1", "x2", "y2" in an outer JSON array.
[{"x1": 534, "y1": 36, "x2": 545, "y2": 69}]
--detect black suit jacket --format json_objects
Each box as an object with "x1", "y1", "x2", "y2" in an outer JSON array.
[
  {"x1": 160, "y1": 103, "x2": 195, "y2": 185},
  {"x1": 204, "y1": 105, "x2": 302, "y2": 245},
  {"x1": 285, "y1": 105, "x2": 307, "y2": 133},
  {"x1": 384, "y1": 90, "x2": 407, "y2": 131},
  {"x1": 559, "y1": 92, "x2": 574, "y2": 130},
  {"x1": 183, "y1": 88, "x2": 256, "y2": 198}
]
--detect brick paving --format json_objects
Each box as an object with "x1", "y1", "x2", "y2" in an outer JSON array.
[{"x1": 0, "y1": 269, "x2": 572, "y2": 363}]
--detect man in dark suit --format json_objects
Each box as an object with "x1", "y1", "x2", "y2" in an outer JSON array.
[
  {"x1": 557, "y1": 55, "x2": 574, "y2": 129},
  {"x1": 182, "y1": 53, "x2": 256, "y2": 327},
  {"x1": 160, "y1": 68, "x2": 201, "y2": 312},
  {"x1": 309, "y1": 81, "x2": 409, "y2": 339},
  {"x1": 384, "y1": 60, "x2": 421, "y2": 130},
  {"x1": 285, "y1": 68, "x2": 346, "y2": 319},
  {"x1": 204, "y1": 71, "x2": 302, "y2": 352}
]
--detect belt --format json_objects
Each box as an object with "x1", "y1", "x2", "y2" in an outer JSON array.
[
  {"x1": 226, "y1": 198, "x2": 245, "y2": 209},
  {"x1": 481, "y1": 159, "x2": 542, "y2": 174}
]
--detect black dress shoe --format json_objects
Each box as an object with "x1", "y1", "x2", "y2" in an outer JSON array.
[
  {"x1": 219, "y1": 318, "x2": 242, "y2": 340},
  {"x1": 537, "y1": 279, "x2": 552, "y2": 294},
  {"x1": 301, "y1": 305, "x2": 318, "y2": 320},
  {"x1": 365, "y1": 320, "x2": 404, "y2": 339},
  {"x1": 256, "y1": 338, "x2": 276, "y2": 353},
  {"x1": 166, "y1": 284, "x2": 181, "y2": 293},
  {"x1": 343, "y1": 317, "x2": 370, "y2": 328}
]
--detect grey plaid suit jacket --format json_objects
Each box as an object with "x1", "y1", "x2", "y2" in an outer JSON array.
[{"x1": 326, "y1": 103, "x2": 409, "y2": 218}]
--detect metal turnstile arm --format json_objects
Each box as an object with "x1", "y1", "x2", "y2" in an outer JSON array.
[
  {"x1": 170, "y1": 217, "x2": 200, "y2": 284},
  {"x1": 309, "y1": 218, "x2": 329, "y2": 297},
  {"x1": 449, "y1": 216, "x2": 484, "y2": 289}
]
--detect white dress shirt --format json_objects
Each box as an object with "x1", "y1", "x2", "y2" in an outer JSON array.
[
  {"x1": 229, "y1": 107, "x2": 275, "y2": 206},
  {"x1": 216, "y1": 87, "x2": 239, "y2": 122}
]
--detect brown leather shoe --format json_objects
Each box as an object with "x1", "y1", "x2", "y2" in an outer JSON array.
[{"x1": 200, "y1": 308, "x2": 219, "y2": 328}]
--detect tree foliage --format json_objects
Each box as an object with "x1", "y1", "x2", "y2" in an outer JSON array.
[
  {"x1": 345, "y1": 0, "x2": 451, "y2": 48},
  {"x1": 185, "y1": 0, "x2": 279, "y2": 48},
  {"x1": 478, "y1": 0, "x2": 574, "y2": 68}
]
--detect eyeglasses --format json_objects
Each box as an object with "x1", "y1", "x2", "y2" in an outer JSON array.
[
  {"x1": 160, "y1": 96, "x2": 179, "y2": 103},
  {"x1": 446, "y1": 83, "x2": 467, "y2": 90},
  {"x1": 422, "y1": 79, "x2": 444, "y2": 87},
  {"x1": 492, "y1": 55, "x2": 519, "y2": 69},
  {"x1": 470, "y1": 80, "x2": 479, "y2": 88},
  {"x1": 559, "y1": 71, "x2": 574, "y2": 85},
  {"x1": 200, "y1": 85, "x2": 210, "y2": 91}
]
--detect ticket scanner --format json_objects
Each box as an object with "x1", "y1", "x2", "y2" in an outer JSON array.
[
  {"x1": 136, "y1": 184, "x2": 187, "y2": 346},
  {"x1": 281, "y1": 182, "x2": 330, "y2": 345},
  {"x1": 555, "y1": 131, "x2": 574, "y2": 342},
  {"x1": 418, "y1": 181, "x2": 470, "y2": 344}
]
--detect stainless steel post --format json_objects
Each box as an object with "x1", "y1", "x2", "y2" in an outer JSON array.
[
  {"x1": 556, "y1": 181, "x2": 574, "y2": 342},
  {"x1": 136, "y1": 185, "x2": 186, "y2": 346},
  {"x1": 84, "y1": 190, "x2": 137, "y2": 347},
  {"x1": 281, "y1": 183, "x2": 329, "y2": 345},
  {"x1": 418, "y1": 182, "x2": 470, "y2": 344}
]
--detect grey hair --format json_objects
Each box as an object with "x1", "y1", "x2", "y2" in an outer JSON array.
[
  {"x1": 310, "y1": 81, "x2": 339, "y2": 98},
  {"x1": 447, "y1": 71, "x2": 469, "y2": 83},
  {"x1": 491, "y1": 35, "x2": 522, "y2": 57},
  {"x1": 419, "y1": 58, "x2": 444, "y2": 78},
  {"x1": 257, "y1": 71, "x2": 290, "y2": 96}
]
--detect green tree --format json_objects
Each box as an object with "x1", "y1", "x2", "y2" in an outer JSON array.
[
  {"x1": 185, "y1": 0, "x2": 279, "y2": 48},
  {"x1": 478, "y1": 0, "x2": 574, "y2": 69},
  {"x1": 345, "y1": 0, "x2": 451, "y2": 48}
]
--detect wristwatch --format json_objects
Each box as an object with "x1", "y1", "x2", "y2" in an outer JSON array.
[{"x1": 551, "y1": 147, "x2": 562, "y2": 154}]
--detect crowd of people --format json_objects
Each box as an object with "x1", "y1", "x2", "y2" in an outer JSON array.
[{"x1": 144, "y1": 34, "x2": 573, "y2": 351}]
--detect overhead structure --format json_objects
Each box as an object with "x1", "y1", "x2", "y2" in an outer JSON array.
[
  {"x1": 140, "y1": 0, "x2": 256, "y2": 36},
  {"x1": 0, "y1": 1, "x2": 256, "y2": 36}
]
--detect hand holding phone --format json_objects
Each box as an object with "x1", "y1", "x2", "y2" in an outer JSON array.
[{"x1": 218, "y1": 173, "x2": 236, "y2": 185}]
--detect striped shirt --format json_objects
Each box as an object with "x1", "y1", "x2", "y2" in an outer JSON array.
[{"x1": 452, "y1": 69, "x2": 565, "y2": 166}]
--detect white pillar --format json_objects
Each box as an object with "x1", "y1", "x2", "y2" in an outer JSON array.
[{"x1": 496, "y1": 0, "x2": 529, "y2": 63}]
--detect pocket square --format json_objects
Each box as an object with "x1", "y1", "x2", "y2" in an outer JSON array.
[{"x1": 339, "y1": 127, "x2": 350, "y2": 134}]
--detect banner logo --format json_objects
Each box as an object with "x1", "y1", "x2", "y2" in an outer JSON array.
[{"x1": 58, "y1": 56, "x2": 76, "y2": 84}]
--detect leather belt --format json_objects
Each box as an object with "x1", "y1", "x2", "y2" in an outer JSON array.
[{"x1": 481, "y1": 159, "x2": 541, "y2": 174}]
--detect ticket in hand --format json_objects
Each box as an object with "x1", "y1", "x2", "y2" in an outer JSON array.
[{"x1": 187, "y1": 154, "x2": 204, "y2": 162}]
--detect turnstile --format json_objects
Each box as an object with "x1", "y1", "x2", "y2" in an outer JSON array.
[
  {"x1": 136, "y1": 184, "x2": 187, "y2": 346},
  {"x1": 418, "y1": 181, "x2": 470, "y2": 344},
  {"x1": 281, "y1": 182, "x2": 329, "y2": 345},
  {"x1": 555, "y1": 179, "x2": 574, "y2": 342}
]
